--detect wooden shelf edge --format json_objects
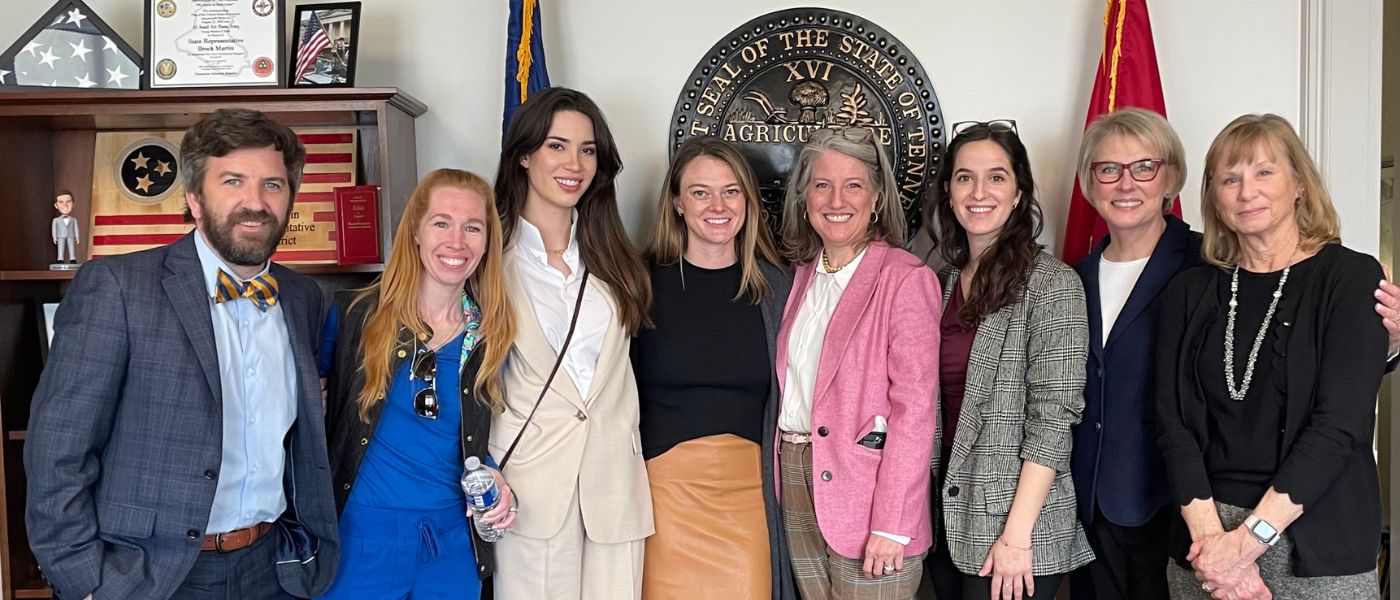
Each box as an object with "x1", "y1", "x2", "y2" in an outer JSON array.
[
  {"x1": 0, "y1": 271, "x2": 75, "y2": 281},
  {"x1": 289, "y1": 263, "x2": 384, "y2": 275},
  {"x1": 14, "y1": 584, "x2": 53, "y2": 599},
  {"x1": 1, "y1": 263, "x2": 382, "y2": 281},
  {"x1": 7, "y1": 431, "x2": 25, "y2": 441},
  {"x1": 0, "y1": 86, "x2": 412, "y2": 106}
]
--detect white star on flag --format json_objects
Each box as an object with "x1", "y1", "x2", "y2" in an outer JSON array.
[
  {"x1": 38, "y1": 48, "x2": 61, "y2": 68},
  {"x1": 0, "y1": 69, "x2": 9, "y2": 84},
  {"x1": 12, "y1": 9, "x2": 141, "y2": 89},
  {"x1": 106, "y1": 66, "x2": 128, "y2": 86},
  {"x1": 70, "y1": 40, "x2": 91, "y2": 62},
  {"x1": 66, "y1": 8, "x2": 88, "y2": 28}
]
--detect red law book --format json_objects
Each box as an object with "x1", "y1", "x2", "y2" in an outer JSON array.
[{"x1": 333, "y1": 185, "x2": 381, "y2": 265}]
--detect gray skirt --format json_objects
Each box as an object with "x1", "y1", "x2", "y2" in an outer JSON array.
[{"x1": 1165, "y1": 502, "x2": 1377, "y2": 600}]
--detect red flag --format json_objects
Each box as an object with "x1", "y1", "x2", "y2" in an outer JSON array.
[{"x1": 1061, "y1": 0, "x2": 1180, "y2": 265}]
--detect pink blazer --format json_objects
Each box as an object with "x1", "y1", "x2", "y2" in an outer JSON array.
[{"x1": 774, "y1": 241, "x2": 941, "y2": 558}]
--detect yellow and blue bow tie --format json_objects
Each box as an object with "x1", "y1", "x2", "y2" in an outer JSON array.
[{"x1": 214, "y1": 269, "x2": 279, "y2": 312}]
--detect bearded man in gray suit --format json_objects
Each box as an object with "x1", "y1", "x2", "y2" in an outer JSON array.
[{"x1": 25, "y1": 109, "x2": 339, "y2": 600}]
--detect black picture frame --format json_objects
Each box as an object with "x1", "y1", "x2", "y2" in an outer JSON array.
[
  {"x1": 143, "y1": 0, "x2": 286, "y2": 89},
  {"x1": 0, "y1": 0, "x2": 143, "y2": 91},
  {"x1": 289, "y1": 2, "x2": 360, "y2": 87}
]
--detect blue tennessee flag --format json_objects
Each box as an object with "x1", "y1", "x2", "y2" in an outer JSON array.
[{"x1": 503, "y1": 0, "x2": 550, "y2": 135}]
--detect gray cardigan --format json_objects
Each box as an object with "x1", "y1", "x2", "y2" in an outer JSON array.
[
  {"x1": 758, "y1": 259, "x2": 798, "y2": 600},
  {"x1": 936, "y1": 250, "x2": 1095, "y2": 575}
]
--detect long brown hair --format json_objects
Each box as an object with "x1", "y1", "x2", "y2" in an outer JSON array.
[
  {"x1": 353, "y1": 169, "x2": 516, "y2": 422},
  {"x1": 648, "y1": 137, "x2": 781, "y2": 303},
  {"x1": 1199, "y1": 113, "x2": 1339, "y2": 269},
  {"x1": 926, "y1": 124, "x2": 1044, "y2": 325},
  {"x1": 494, "y1": 87, "x2": 651, "y2": 334}
]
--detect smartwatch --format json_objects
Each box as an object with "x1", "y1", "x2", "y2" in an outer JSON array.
[{"x1": 1243, "y1": 514, "x2": 1280, "y2": 547}]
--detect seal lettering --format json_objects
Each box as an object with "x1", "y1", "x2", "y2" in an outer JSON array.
[{"x1": 670, "y1": 9, "x2": 945, "y2": 239}]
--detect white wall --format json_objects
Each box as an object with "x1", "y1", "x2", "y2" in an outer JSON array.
[{"x1": 2, "y1": 0, "x2": 1325, "y2": 253}]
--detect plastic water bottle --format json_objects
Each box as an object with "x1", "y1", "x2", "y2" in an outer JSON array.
[{"x1": 460, "y1": 456, "x2": 507, "y2": 542}]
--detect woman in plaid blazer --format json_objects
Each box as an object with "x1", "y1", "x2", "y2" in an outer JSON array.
[{"x1": 922, "y1": 120, "x2": 1095, "y2": 600}]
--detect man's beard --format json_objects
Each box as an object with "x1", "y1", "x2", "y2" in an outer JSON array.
[{"x1": 199, "y1": 202, "x2": 290, "y2": 267}]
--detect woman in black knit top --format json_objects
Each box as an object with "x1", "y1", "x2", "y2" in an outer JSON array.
[
  {"x1": 1156, "y1": 114, "x2": 1385, "y2": 600},
  {"x1": 631, "y1": 137, "x2": 795, "y2": 600}
]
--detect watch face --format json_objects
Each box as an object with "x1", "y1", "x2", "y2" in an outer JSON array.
[{"x1": 1252, "y1": 519, "x2": 1278, "y2": 541}]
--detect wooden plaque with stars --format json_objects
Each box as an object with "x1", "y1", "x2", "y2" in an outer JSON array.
[{"x1": 88, "y1": 128, "x2": 357, "y2": 263}]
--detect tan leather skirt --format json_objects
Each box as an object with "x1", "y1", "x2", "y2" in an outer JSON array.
[{"x1": 642, "y1": 434, "x2": 771, "y2": 600}]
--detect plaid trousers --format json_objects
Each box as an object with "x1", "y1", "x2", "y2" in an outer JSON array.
[{"x1": 780, "y1": 440, "x2": 924, "y2": 600}]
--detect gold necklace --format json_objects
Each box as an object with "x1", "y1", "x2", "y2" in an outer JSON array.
[
  {"x1": 821, "y1": 252, "x2": 842, "y2": 273},
  {"x1": 821, "y1": 243, "x2": 866, "y2": 274}
]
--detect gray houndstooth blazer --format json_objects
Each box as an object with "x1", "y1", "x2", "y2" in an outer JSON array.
[{"x1": 935, "y1": 250, "x2": 1095, "y2": 576}]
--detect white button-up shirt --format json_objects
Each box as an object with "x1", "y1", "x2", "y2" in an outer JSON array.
[
  {"x1": 514, "y1": 215, "x2": 611, "y2": 400},
  {"x1": 779, "y1": 248, "x2": 866, "y2": 433},
  {"x1": 194, "y1": 231, "x2": 296, "y2": 533}
]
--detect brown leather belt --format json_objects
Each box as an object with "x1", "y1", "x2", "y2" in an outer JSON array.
[{"x1": 202, "y1": 522, "x2": 274, "y2": 553}]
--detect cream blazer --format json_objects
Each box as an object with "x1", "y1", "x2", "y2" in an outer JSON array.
[{"x1": 489, "y1": 245, "x2": 655, "y2": 543}]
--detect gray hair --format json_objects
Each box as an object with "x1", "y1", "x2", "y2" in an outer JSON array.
[{"x1": 779, "y1": 127, "x2": 905, "y2": 262}]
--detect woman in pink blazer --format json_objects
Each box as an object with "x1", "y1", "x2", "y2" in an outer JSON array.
[{"x1": 773, "y1": 127, "x2": 942, "y2": 600}]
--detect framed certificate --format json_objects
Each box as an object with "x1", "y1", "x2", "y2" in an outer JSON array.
[{"x1": 143, "y1": 0, "x2": 284, "y2": 88}]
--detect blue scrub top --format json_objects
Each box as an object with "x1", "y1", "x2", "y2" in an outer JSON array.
[{"x1": 350, "y1": 332, "x2": 467, "y2": 511}]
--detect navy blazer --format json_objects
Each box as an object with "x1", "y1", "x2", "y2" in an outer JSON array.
[
  {"x1": 1070, "y1": 215, "x2": 1203, "y2": 527},
  {"x1": 25, "y1": 233, "x2": 339, "y2": 600}
]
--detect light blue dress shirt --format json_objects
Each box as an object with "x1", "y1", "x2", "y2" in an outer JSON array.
[{"x1": 193, "y1": 231, "x2": 298, "y2": 533}]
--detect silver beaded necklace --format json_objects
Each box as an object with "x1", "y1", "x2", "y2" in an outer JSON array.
[{"x1": 1224, "y1": 249, "x2": 1297, "y2": 402}]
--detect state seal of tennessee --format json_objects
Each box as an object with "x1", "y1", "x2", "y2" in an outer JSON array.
[{"x1": 669, "y1": 8, "x2": 946, "y2": 242}]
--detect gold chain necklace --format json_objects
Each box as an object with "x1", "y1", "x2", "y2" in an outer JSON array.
[
  {"x1": 821, "y1": 252, "x2": 842, "y2": 273},
  {"x1": 821, "y1": 243, "x2": 867, "y2": 274}
]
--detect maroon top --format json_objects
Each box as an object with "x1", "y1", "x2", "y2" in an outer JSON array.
[{"x1": 939, "y1": 284, "x2": 977, "y2": 449}]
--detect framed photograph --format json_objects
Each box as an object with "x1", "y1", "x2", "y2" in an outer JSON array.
[
  {"x1": 290, "y1": 2, "x2": 360, "y2": 87},
  {"x1": 0, "y1": 0, "x2": 142, "y2": 90},
  {"x1": 143, "y1": 0, "x2": 284, "y2": 89}
]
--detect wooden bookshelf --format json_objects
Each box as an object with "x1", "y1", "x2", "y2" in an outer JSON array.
[{"x1": 0, "y1": 87, "x2": 423, "y2": 600}]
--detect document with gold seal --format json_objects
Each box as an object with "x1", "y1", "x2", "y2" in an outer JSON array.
[{"x1": 143, "y1": 0, "x2": 283, "y2": 88}]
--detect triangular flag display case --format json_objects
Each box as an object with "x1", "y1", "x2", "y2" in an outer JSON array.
[{"x1": 0, "y1": 0, "x2": 142, "y2": 90}]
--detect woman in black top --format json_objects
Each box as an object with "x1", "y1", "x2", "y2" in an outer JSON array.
[
  {"x1": 632, "y1": 137, "x2": 794, "y2": 600},
  {"x1": 1156, "y1": 114, "x2": 1384, "y2": 600}
]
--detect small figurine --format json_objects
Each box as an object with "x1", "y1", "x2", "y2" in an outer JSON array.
[{"x1": 51, "y1": 191, "x2": 81, "y2": 270}]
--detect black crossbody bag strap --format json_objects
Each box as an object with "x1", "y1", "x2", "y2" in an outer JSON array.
[{"x1": 498, "y1": 270, "x2": 589, "y2": 469}]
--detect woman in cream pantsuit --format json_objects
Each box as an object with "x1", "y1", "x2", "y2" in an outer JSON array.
[{"x1": 488, "y1": 87, "x2": 654, "y2": 600}]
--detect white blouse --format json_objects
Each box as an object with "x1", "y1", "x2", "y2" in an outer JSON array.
[
  {"x1": 779, "y1": 248, "x2": 867, "y2": 433},
  {"x1": 513, "y1": 215, "x2": 613, "y2": 399}
]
